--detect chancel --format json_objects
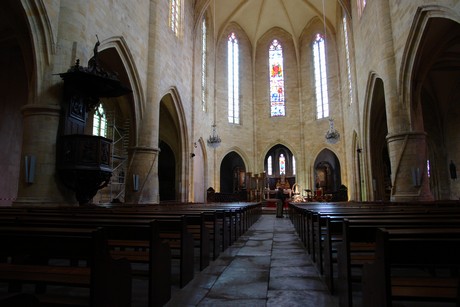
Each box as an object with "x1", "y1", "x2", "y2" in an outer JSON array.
[{"x1": 1, "y1": 0, "x2": 460, "y2": 306}]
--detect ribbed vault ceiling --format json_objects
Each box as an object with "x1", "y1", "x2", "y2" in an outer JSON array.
[{"x1": 208, "y1": 0, "x2": 341, "y2": 46}]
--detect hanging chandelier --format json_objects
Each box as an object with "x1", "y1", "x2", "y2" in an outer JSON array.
[
  {"x1": 325, "y1": 118, "x2": 340, "y2": 144},
  {"x1": 207, "y1": 123, "x2": 221, "y2": 148}
]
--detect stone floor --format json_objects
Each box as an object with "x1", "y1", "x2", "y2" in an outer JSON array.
[{"x1": 165, "y1": 213, "x2": 339, "y2": 307}]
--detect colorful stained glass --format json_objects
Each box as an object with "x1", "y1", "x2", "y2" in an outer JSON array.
[
  {"x1": 269, "y1": 40, "x2": 285, "y2": 117},
  {"x1": 279, "y1": 154, "x2": 285, "y2": 175}
]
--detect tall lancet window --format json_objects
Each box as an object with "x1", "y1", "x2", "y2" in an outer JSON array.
[
  {"x1": 313, "y1": 33, "x2": 329, "y2": 119},
  {"x1": 267, "y1": 156, "x2": 273, "y2": 176},
  {"x1": 343, "y1": 14, "x2": 353, "y2": 105},
  {"x1": 269, "y1": 39, "x2": 285, "y2": 117},
  {"x1": 201, "y1": 17, "x2": 207, "y2": 112},
  {"x1": 293, "y1": 155, "x2": 296, "y2": 175},
  {"x1": 93, "y1": 103, "x2": 107, "y2": 137},
  {"x1": 279, "y1": 154, "x2": 286, "y2": 175},
  {"x1": 169, "y1": 0, "x2": 181, "y2": 36},
  {"x1": 228, "y1": 32, "x2": 240, "y2": 124},
  {"x1": 357, "y1": 0, "x2": 367, "y2": 18}
]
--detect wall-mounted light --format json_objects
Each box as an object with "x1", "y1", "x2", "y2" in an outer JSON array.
[
  {"x1": 411, "y1": 167, "x2": 421, "y2": 187},
  {"x1": 133, "y1": 174, "x2": 139, "y2": 192},
  {"x1": 25, "y1": 155, "x2": 36, "y2": 184}
]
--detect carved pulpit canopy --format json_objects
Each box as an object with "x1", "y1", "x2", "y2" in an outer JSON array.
[
  {"x1": 59, "y1": 38, "x2": 132, "y2": 109},
  {"x1": 57, "y1": 38, "x2": 132, "y2": 205}
]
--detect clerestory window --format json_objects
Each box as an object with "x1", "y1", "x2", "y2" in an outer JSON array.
[
  {"x1": 228, "y1": 32, "x2": 240, "y2": 124},
  {"x1": 313, "y1": 33, "x2": 329, "y2": 119},
  {"x1": 269, "y1": 39, "x2": 285, "y2": 117}
]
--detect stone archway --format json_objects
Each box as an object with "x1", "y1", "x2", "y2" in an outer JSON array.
[
  {"x1": 369, "y1": 78, "x2": 391, "y2": 201},
  {"x1": 0, "y1": 1, "x2": 32, "y2": 205},
  {"x1": 220, "y1": 151, "x2": 245, "y2": 194},
  {"x1": 410, "y1": 16, "x2": 460, "y2": 200},
  {"x1": 313, "y1": 149, "x2": 341, "y2": 196}
]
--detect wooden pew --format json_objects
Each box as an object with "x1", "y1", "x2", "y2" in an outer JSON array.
[
  {"x1": 337, "y1": 218, "x2": 460, "y2": 307},
  {"x1": 0, "y1": 226, "x2": 132, "y2": 307},
  {"x1": 11, "y1": 214, "x2": 194, "y2": 289},
  {"x1": 72, "y1": 210, "x2": 211, "y2": 271},
  {"x1": 361, "y1": 227, "x2": 460, "y2": 307},
  {"x1": 302, "y1": 205, "x2": 460, "y2": 275},
  {"x1": 288, "y1": 202, "x2": 460, "y2": 296}
]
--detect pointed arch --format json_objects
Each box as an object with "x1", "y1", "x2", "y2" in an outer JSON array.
[
  {"x1": 22, "y1": 0, "x2": 55, "y2": 99},
  {"x1": 158, "y1": 87, "x2": 190, "y2": 202},
  {"x1": 99, "y1": 36, "x2": 144, "y2": 139},
  {"x1": 400, "y1": 5, "x2": 460, "y2": 127}
]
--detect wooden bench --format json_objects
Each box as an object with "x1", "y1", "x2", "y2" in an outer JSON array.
[
  {"x1": 288, "y1": 202, "x2": 460, "y2": 297},
  {"x1": 11, "y1": 214, "x2": 194, "y2": 289},
  {"x1": 337, "y1": 218, "x2": 460, "y2": 307},
  {"x1": 0, "y1": 226, "x2": 132, "y2": 307},
  {"x1": 361, "y1": 227, "x2": 460, "y2": 307}
]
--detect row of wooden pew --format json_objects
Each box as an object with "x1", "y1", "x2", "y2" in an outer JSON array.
[
  {"x1": 288, "y1": 201, "x2": 460, "y2": 307},
  {"x1": 0, "y1": 202, "x2": 262, "y2": 306}
]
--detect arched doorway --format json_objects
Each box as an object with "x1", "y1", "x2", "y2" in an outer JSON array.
[
  {"x1": 264, "y1": 144, "x2": 296, "y2": 190},
  {"x1": 220, "y1": 151, "x2": 245, "y2": 194},
  {"x1": 90, "y1": 47, "x2": 134, "y2": 203},
  {"x1": 369, "y1": 78, "x2": 391, "y2": 201},
  {"x1": 159, "y1": 140, "x2": 176, "y2": 201},
  {"x1": 158, "y1": 93, "x2": 185, "y2": 202},
  {"x1": 0, "y1": 1, "x2": 32, "y2": 205},
  {"x1": 313, "y1": 149, "x2": 341, "y2": 197},
  {"x1": 410, "y1": 16, "x2": 460, "y2": 200}
]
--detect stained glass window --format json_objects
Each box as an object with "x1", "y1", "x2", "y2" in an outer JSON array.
[
  {"x1": 93, "y1": 103, "x2": 107, "y2": 137},
  {"x1": 228, "y1": 32, "x2": 239, "y2": 124},
  {"x1": 169, "y1": 0, "x2": 180, "y2": 36},
  {"x1": 201, "y1": 17, "x2": 207, "y2": 112},
  {"x1": 279, "y1": 154, "x2": 286, "y2": 175},
  {"x1": 313, "y1": 33, "x2": 329, "y2": 119},
  {"x1": 269, "y1": 39, "x2": 285, "y2": 117}
]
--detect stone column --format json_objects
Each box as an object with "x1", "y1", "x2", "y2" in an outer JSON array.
[
  {"x1": 387, "y1": 132, "x2": 433, "y2": 201},
  {"x1": 15, "y1": 1, "x2": 90, "y2": 206},
  {"x1": 14, "y1": 105, "x2": 75, "y2": 206},
  {"x1": 376, "y1": 1, "x2": 432, "y2": 201},
  {"x1": 124, "y1": 147, "x2": 160, "y2": 204},
  {"x1": 124, "y1": 0, "x2": 160, "y2": 204}
]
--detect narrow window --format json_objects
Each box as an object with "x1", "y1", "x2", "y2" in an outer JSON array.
[
  {"x1": 427, "y1": 160, "x2": 431, "y2": 178},
  {"x1": 169, "y1": 0, "x2": 180, "y2": 36},
  {"x1": 269, "y1": 39, "x2": 285, "y2": 117},
  {"x1": 293, "y1": 155, "x2": 296, "y2": 176},
  {"x1": 343, "y1": 14, "x2": 353, "y2": 105},
  {"x1": 267, "y1": 156, "x2": 273, "y2": 176},
  {"x1": 93, "y1": 103, "x2": 107, "y2": 137},
  {"x1": 357, "y1": 0, "x2": 367, "y2": 18},
  {"x1": 313, "y1": 33, "x2": 329, "y2": 119},
  {"x1": 201, "y1": 17, "x2": 207, "y2": 112},
  {"x1": 279, "y1": 154, "x2": 286, "y2": 175},
  {"x1": 228, "y1": 32, "x2": 239, "y2": 124}
]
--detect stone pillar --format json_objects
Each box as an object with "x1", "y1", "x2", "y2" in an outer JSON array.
[
  {"x1": 14, "y1": 105, "x2": 75, "y2": 206},
  {"x1": 14, "y1": 0, "x2": 92, "y2": 206},
  {"x1": 123, "y1": 0, "x2": 161, "y2": 204},
  {"x1": 124, "y1": 147, "x2": 160, "y2": 204},
  {"x1": 387, "y1": 131, "x2": 433, "y2": 202},
  {"x1": 375, "y1": 1, "x2": 432, "y2": 201}
]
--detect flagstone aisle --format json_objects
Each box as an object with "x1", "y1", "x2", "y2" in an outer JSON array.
[{"x1": 165, "y1": 214, "x2": 339, "y2": 307}]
